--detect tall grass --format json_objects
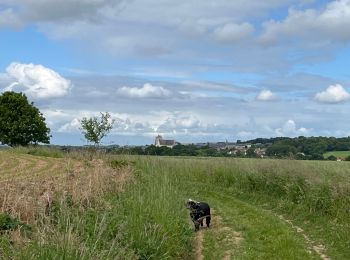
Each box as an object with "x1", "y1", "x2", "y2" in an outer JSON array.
[
  {"x1": 10, "y1": 145, "x2": 65, "y2": 158},
  {"x1": 2, "y1": 149, "x2": 350, "y2": 259},
  {"x1": 1, "y1": 151, "x2": 194, "y2": 259},
  {"x1": 106, "y1": 157, "x2": 193, "y2": 259},
  {"x1": 0, "y1": 151, "x2": 136, "y2": 259},
  {"x1": 130, "y1": 156, "x2": 350, "y2": 259}
]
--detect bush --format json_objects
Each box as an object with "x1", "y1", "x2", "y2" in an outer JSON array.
[
  {"x1": 0, "y1": 214, "x2": 20, "y2": 232},
  {"x1": 327, "y1": 155, "x2": 337, "y2": 161},
  {"x1": 109, "y1": 159, "x2": 135, "y2": 169}
]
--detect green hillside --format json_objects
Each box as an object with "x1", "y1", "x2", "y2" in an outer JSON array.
[{"x1": 324, "y1": 150, "x2": 350, "y2": 159}]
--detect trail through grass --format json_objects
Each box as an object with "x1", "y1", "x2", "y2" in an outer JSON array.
[
  {"x1": 135, "y1": 156, "x2": 349, "y2": 259},
  {"x1": 199, "y1": 190, "x2": 320, "y2": 259}
]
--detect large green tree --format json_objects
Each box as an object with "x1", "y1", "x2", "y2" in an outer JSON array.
[{"x1": 0, "y1": 91, "x2": 50, "y2": 146}]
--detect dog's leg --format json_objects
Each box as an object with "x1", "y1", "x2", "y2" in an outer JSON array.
[
  {"x1": 194, "y1": 220, "x2": 200, "y2": 231},
  {"x1": 200, "y1": 219, "x2": 204, "y2": 226},
  {"x1": 206, "y1": 216, "x2": 211, "y2": 228}
]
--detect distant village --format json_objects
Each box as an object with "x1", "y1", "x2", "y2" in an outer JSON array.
[
  {"x1": 3, "y1": 135, "x2": 349, "y2": 161},
  {"x1": 154, "y1": 135, "x2": 267, "y2": 157}
]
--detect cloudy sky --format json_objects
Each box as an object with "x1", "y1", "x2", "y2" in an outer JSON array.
[{"x1": 1, "y1": 0, "x2": 350, "y2": 145}]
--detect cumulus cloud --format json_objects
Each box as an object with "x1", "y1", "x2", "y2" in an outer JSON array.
[
  {"x1": 4, "y1": 63, "x2": 72, "y2": 99},
  {"x1": 58, "y1": 118, "x2": 81, "y2": 133},
  {"x1": 213, "y1": 22, "x2": 254, "y2": 43},
  {"x1": 117, "y1": 83, "x2": 172, "y2": 98},
  {"x1": 158, "y1": 113, "x2": 202, "y2": 131},
  {"x1": 256, "y1": 89, "x2": 278, "y2": 101},
  {"x1": 56, "y1": 109, "x2": 215, "y2": 138},
  {"x1": 314, "y1": 84, "x2": 350, "y2": 103},
  {"x1": 0, "y1": 1, "x2": 294, "y2": 63},
  {"x1": 275, "y1": 120, "x2": 310, "y2": 136},
  {"x1": 260, "y1": 0, "x2": 350, "y2": 45}
]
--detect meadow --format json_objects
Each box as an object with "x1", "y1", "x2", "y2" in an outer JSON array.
[
  {"x1": 1, "y1": 147, "x2": 350, "y2": 259},
  {"x1": 323, "y1": 150, "x2": 350, "y2": 159}
]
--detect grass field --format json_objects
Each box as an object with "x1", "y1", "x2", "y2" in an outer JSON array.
[
  {"x1": 1, "y1": 148, "x2": 350, "y2": 259},
  {"x1": 323, "y1": 150, "x2": 350, "y2": 159}
]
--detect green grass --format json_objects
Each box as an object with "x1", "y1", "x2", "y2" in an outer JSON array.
[
  {"x1": 323, "y1": 150, "x2": 350, "y2": 159},
  {"x1": 132, "y1": 156, "x2": 350, "y2": 259},
  {"x1": 10, "y1": 145, "x2": 65, "y2": 158},
  {"x1": 1, "y1": 151, "x2": 350, "y2": 259},
  {"x1": 202, "y1": 190, "x2": 318, "y2": 260}
]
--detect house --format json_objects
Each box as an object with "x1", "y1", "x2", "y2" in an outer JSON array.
[
  {"x1": 155, "y1": 135, "x2": 176, "y2": 148},
  {"x1": 254, "y1": 148, "x2": 267, "y2": 157}
]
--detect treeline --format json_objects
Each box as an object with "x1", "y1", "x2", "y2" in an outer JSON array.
[
  {"x1": 56, "y1": 136, "x2": 350, "y2": 160},
  {"x1": 247, "y1": 136, "x2": 350, "y2": 160},
  {"x1": 107, "y1": 144, "x2": 230, "y2": 157}
]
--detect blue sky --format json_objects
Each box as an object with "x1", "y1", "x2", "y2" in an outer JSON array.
[{"x1": 1, "y1": 0, "x2": 350, "y2": 145}]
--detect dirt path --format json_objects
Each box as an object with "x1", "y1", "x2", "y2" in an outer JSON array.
[
  {"x1": 190, "y1": 188, "x2": 321, "y2": 260},
  {"x1": 194, "y1": 229, "x2": 204, "y2": 260},
  {"x1": 278, "y1": 215, "x2": 330, "y2": 260},
  {"x1": 193, "y1": 208, "x2": 243, "y2": 260}
]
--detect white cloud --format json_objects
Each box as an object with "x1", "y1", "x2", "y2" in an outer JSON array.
[
  {"x1": 159, "y1": 113, "x2": 202, "y2": 130},
  {"x1": 213, "y1": 22, "x2": 254, "y2": 43},
  {"x1": 58, "y1": 118, "x2": 81, "y2": 133},
  {"x1": 0, "y1": 1, "x2": 294, "y2": 63},
  {"x1": 117, "y1": 83, "x2": 172, "y2": 98},
  {"x1": 314, "y1": 84, "x2": 350, "y2": 103},
  {"x1": 260, "y1": 0, "x2": 350, "y2": 45},
  {"x1": 5, "y1": 63, "x2": 72, "y2": 99},
  {"x1": 275, "y1": 119, "x2": 311, "y2": 136},
  {"x1": 256, "y1": 89, "x2": 278, "y2": 101}
]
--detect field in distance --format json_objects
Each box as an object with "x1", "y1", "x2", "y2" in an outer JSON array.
[{"x1": 323, "y1": 150, "x2": 350, "y2": 159}]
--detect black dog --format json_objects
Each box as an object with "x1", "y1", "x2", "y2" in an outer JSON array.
[{"x1": 186, "y1": 199, "x2": 211, "y2": 231}]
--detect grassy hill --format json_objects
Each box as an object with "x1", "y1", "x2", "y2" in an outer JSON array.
[
  {"x1": 323, "y1": 150, "x2": 350, "y2": 159},
  {"x1": 1, "y1": 148, "x2": 350, "y2": 259}
]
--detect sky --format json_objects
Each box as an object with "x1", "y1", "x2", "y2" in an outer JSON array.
[{"x1": 1, "y1": 0, "x2": 350, "y2": 146}]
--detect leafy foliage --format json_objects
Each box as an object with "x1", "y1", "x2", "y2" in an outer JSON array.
[
  {"x1": 0, "y1": 91, "x2": 50, "y2": 146},
  {"x1": 327, "y1": 155, "x2": 337, "y2": 161},
  {"x1": 80, "y1": 112, "x2": 114, "y2": 146},
  {"x1": 266, "y1": 144, "x2": 297, "y2": 157},
  {"x1": 0, "y1": 214, "x2": 20, "y2": 232},
  {"x1": 0, "y1": 213, "x2": 31, "y2": 234},
  {"x1": 246, "y1": 146, "x2": 258, "y2": 157}
]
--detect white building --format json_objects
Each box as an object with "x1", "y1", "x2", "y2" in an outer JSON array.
[{"x1": 155, "y1": 135, "x2": 176, "y2": 148}]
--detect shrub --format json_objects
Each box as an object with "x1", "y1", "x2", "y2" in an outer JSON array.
[
  {"x1": 0, "y1": 214, "x2": 20, "y2": 232},
  {"x1": 109, "y1": 159, "x2": 135, "y2": 169},
  {"x1": 327, "y1": 155, "x2": 337, "y2": 161},
  {"x1": 0, "y1": 214, "x2": 32, "y2": 235}
]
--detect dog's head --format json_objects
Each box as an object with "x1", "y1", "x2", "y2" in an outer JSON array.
[{"x1": 186, "y1": 199, "x2": 198, "y2": 210}]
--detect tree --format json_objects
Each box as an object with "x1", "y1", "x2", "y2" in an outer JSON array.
[
  {"x1": 80, "y1": 112, "x2": 114, "y2": 146},
  {"x1": 246, "y1": 147, "x2": 257, "y2": 158},
  {"x1": 0, "y1": 91, "x2": 50, "y2": 146},
  {"x1": 266, "y1": 143, "x2": 297, "y2": 157}
]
